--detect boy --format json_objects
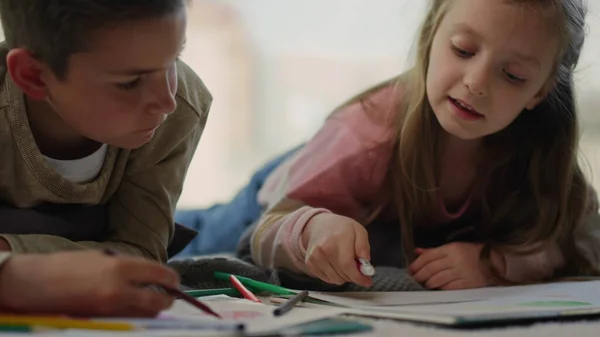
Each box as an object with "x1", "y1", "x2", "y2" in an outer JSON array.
[
  {"x1": 0, "y1": 0, "x2": 211, "y2": 262},
  {"x1": 0, "y1": 251, "x2": 177, "y2": 316}
]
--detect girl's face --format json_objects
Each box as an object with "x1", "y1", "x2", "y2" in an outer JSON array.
[{"x1": 426, "y1": 0, "x2": 560, "y2": 140}]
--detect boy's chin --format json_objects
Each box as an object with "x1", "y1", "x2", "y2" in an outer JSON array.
[{"x1": 104, "y1": 135, "x2": 155, "y2": 150}]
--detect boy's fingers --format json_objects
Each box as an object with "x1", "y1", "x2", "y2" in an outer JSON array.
[
  {"x1": 117, "y1": 260, "x2": 180, "y2": 288},
  {"x1": 132, "y1": 288, "x2": 175, "y2": 315}
]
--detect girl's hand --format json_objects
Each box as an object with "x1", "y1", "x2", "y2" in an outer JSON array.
[
  {"x1": 409, "y1": 242, "x2": 501, "y2": 290},
  {"x1": 0, "y1": 238, "x2": 11, "y2": 251},
  {"x1": 301, "y1": 213, "x2": 373, "y2": 287},
  {"x1": 0, "y1": 251, "x2": 179, "y2": 317}
]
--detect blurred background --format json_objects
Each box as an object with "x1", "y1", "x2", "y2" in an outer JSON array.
[
  {"x1": 178, "y1": 0, "x2": 600, "y2": 209},
  {"x1": 0, "y1": 1, "x2": 597, "y2": 209}
]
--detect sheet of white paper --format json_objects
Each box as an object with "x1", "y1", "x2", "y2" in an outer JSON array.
[
  {"x1": 341, "y1": 281, "x2": 600, "y2": 325},
  {"x1": 309, "y1": 281, "x2": 600, "y2": 307},
  {"x1": 0, "y1": 329, "x2": 240, "y2": 337},
  {"x1": 308, "y1": 289, "x2": 486, "y2": 307},
  {"x1": 164, "y1": 298, "x2": 347, "y2": 334}
]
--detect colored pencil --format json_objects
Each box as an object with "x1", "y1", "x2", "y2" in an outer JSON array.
[
  {"x1": 273, "y1": 291, "x2": 309, "y2": 317},
  {"x1": 103, "y1": 248, "x2": 221, "y2": 319},
  {"x1": 229, "y1": 275, "x2": 262, "y2": 303}
]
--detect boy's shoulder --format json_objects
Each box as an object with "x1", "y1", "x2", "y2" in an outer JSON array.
[
  {"x1": 0, "y1": 42, "x2": 10, "y2": 101},
  {"x1": 164, "y1": 59, "x2": 212, "y2": 137},
  {"x1": 174, "y1": 59, "x2": 212, "y2": 122}
]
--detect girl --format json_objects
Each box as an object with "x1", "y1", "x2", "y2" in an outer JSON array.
[
  {"x1": 249, "y1": 0, "x2": 600, "y2": 290},
  {"x1": 0, "y1": 251, "x2": 178, "y2": 316}
]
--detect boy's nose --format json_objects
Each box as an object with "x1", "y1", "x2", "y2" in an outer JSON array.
[
  {"x1": 156, "y1": 90, "x2": 177, "y2": 115},
  {"x1": 149, "y1": 72, "x2": 177, "y2": 115}
]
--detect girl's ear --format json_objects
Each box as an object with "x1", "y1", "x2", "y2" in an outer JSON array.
[{"x1": 525, "y1": 79, "x2": 555, "y2": 110}]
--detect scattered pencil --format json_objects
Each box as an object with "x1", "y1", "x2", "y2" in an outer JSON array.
[
  {"x1": 273, "y1": 291, "x2": 309, "y2": 317},
  {"x1": 229, "y1": 275, "x2": 262, "y2": 303},
  {"x1": 161, "y1": 287, "x2": 222, "y2": 319}
]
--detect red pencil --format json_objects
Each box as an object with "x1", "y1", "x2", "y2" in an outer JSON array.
[
  {"x1": 102, "y1": 248, "x2": 221, "y2": 319},
  {"x1": 229, "y1": 275, "x2": 262, "y2": 303}
]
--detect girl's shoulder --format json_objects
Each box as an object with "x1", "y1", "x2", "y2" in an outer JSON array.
[{"x1": 329, "y1": 76, "x2": 406, "y2": 150}]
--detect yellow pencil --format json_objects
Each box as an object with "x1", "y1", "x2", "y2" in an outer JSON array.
[{"x1": 0, "y1": 315, "x2": 134, "y2": 331}]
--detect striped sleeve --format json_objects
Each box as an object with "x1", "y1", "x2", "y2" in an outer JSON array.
[{"x1": 251, "y1": 99, "x2": 396, "y2": 274}]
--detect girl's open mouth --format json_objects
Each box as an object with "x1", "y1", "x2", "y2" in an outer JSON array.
[{"x1": 448, "y1": 97, "x2": 484, "y2": 121}]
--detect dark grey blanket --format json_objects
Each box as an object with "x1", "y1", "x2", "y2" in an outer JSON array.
[{"x1": 169, "y1": 256, "x2": 424, "y2": 292}]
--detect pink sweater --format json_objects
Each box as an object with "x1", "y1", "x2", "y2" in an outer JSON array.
[{"x1": 250, "y1": 85, "x2": 598, "y2": 283}]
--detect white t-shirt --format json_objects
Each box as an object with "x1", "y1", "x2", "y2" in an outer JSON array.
[{"x1": 44, "y1": 144, "x2": 108, "y2": 183}]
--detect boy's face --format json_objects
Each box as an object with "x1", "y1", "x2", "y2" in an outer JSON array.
[{"x1": 41, "y1": 9, "x2": 187, "y2": 149}]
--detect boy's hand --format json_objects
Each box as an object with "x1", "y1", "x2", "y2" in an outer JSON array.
[
  {"x1": 0, "y1": 251, "x2": 179, "y2": 317},
  {"x1": 409, "y1": 242, "x2": 497, "y2": 290},
  {"x1": 302, "y1": 213, "x2": 373, "y2": 287}
]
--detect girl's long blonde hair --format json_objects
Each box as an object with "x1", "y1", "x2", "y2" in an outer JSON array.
[{"x1": 344, "y1": 0, "x2": 594, "y2": 282}]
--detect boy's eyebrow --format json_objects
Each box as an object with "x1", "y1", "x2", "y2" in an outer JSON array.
[
  {"x1": 110, "y1": 39, "x2": 187, "y2": 76},
  {"x1": 110, "y1": 68, "x2": 162, "y2": 76}
]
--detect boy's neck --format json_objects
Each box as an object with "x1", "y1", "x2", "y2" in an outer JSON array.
[{"x1": 25, "y1": 96, "x2": 102, "y2": 160}]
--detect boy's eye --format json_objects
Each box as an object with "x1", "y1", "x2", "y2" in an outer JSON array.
[
  {"x1": 117, "y1": 77, "x2": 142, "y2": 91},
  {"x1": 503, "y1": 70, "x2": 526, "y2": 84},
  {"x1": 451, "y1": 45, "x2": 474, "y2": 58}
]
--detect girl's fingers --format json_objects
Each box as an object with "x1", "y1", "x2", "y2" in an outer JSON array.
[
  {"x1": 412, "y1": 257, "x2": 452, "y2": 283},
  {"x1": 409, "y1": 248, "x2": 447, "y2": 275},
  {"x1": 423, "y1": 268, "x2": 459, "y2": 289}
]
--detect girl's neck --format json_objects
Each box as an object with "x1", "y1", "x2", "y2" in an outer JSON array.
[
  {"x1": 439, "y1": 132, "x2": 483, "y2": 163},
  {"x1": 436, "y1": 132, "x2": 484, "y2": 213}
]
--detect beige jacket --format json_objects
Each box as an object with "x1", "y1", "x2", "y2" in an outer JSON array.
[{"x1": 0, "y1": 45, "x2": 212, "y2": 262}]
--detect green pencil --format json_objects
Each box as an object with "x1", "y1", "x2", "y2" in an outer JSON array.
[
  {"x1": 213, "y1": 272, "x2": 296, "y2": 296},
  {"x1": 184, "y1": 288, "x2": 241, "y2": 298},
  {"x1": 213, "y1": 272, "x2": 340, "y2": 306},
  {"x1": 0, "y1": 324, "x2": 33, "y2": 332}
]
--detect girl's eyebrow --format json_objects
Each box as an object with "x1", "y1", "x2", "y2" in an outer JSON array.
[
  {"x1": 451, "y1": 23, "x2": 541, "y2": 69},
  {"x1": 451, "y1": 23, "x2": 480, "y2": 39},
  {"x1": 511, "y1": 52, "x2": 541, "y2": 69}
]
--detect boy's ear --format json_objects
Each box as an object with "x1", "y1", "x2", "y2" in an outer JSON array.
[
  {"x1": 525, "y1": 79, "x2": 555, "y2": 110},
  {"x1": 6, "y1": 48, "x2": 49, "y2": 100}
]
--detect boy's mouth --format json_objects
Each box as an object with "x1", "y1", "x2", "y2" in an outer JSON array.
[{"x1": 448, "y1": 97, "x2": 484, "y2": 120}]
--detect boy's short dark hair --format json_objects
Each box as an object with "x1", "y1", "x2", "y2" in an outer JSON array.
[{"x1": 0, "y1": 0, "x2": 188, "y2": 79}]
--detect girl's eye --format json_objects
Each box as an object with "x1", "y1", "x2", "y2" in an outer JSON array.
[
  {"x1": 117, "y1": 77, "x2": 142, "y2": 91},
  {"x1": 504, "y1": 70, "x2": 526, "y2": 84},
  {"x1": 452, "y1": 45, "x2": 474, "y2": 58}
]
